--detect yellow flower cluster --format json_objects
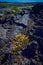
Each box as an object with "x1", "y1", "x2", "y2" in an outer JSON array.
[{"x1": 11, "y1": 33, "x2": 29, "y2": 52}]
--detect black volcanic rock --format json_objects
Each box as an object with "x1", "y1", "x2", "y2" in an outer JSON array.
[
  {"x1": 34, "y1": 27, "x2": 43, "y2": 38},
  {"x1": 1, "y1": 53, "x2": 9, "y2": 64},
  {"x1": 37, "y1": 39, "x2": 43, "y2": 55},
  {"x1": 1, "y1": 53, "x2": 13, "y2": 64},
  {"x1": 22, "y1": 43, "x2": 37, "y2": 59},
  {"x1": 22, "y1": 4, "x2": 43, "y2": 62},
  {"x1": 1, "y1": 16, "x2": 27, "y2": 28},
  {"x1": 30, "y1": 4, "x2": 43, "y2": 20},
  {"x1": 30, "y1": 61, "x2": 36, "y2": 65}
]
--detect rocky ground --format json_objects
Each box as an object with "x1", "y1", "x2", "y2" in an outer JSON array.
[{"x1": 0, "y1": 4, "x2": 43, "y2": 65}]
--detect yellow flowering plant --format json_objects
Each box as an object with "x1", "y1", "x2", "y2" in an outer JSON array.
[{"x1": 11, "y1": 33, "x2": 30, "y2": 52}]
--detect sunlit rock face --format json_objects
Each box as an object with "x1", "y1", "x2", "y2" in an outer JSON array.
[
  {"x1": 6, "y1": 25, "x2": 23, "y2": 39},
  {"x1": 0, "y1": 10, "x2": 29, "y2": 40},
  {"x1": 0, "y1": 25, "x2": 8, "y2": 39}
]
